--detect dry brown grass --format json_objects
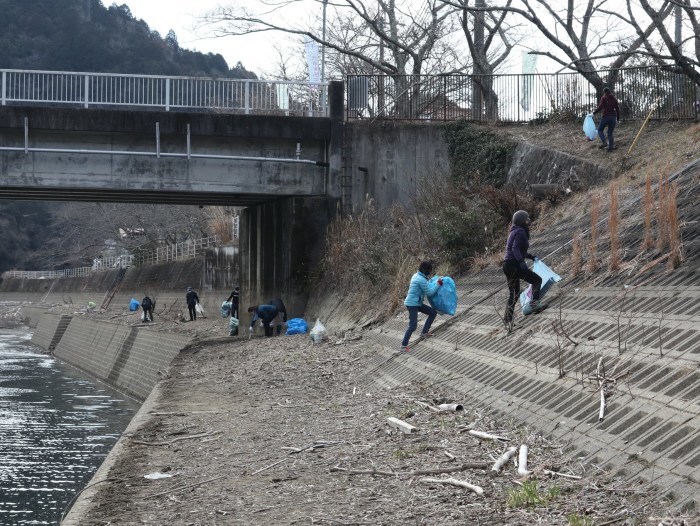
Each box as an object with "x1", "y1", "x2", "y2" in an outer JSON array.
[
  {"x1": 656, "y1": 173, "x2": 669, "y2": 251},
  {"x1": 205, "y1": 206, "x2": 236, "y2": 243},
  {"x1": 642, "y1": 174, "x2": 654, "y2": 249},
  {"x1": 667, "y1": 181, "x2": 683, "y2": 269},
  {"x1": 587, "y1": 194, "x2": 600, "y2": 273},
  {"x1": 608, "y1": 182, "x2": 620, "y2": 270},
  {"x1": 571, "y1": 230, "x2": 582, "y2": 277}
]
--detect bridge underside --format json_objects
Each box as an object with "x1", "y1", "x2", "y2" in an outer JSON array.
[{"x1": 0, "y1": 184, "x2": 283, "y2": 206}]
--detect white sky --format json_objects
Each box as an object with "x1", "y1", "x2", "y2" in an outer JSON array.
[{"x1": 119, "y1": 0, "x2": 298, "y2": 76}]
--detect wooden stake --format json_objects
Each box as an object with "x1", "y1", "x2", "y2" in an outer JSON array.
[{"x1": 387, "y1": 417, "x2": 418, "y2": 434}]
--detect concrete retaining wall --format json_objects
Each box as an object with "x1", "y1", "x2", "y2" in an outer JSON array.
[
  {"x1": 361, "y1": 158, "x2": 700, "y2": 508},
  {"x1": 53, "y1": 317, "x2": 191, "y2": 401},
  {"x1": 31, "y1": 313, "x2": 72, "y2": 352}
]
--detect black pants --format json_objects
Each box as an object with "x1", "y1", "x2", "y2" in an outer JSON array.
[
  {"x1": 143, "y1": 307, "x2": 153, "y2": 321},
  {"x1": 502, "y1": 260, "x2": 542, "y2": 321},
  {"x1": 263, "y1": 321, "x2": 273, "y2": 337},
  {"x1": 230, "y1": 303, "x2": 239, "y2": 319},
  {"x1": 188, "y1": 304, "x2": 197, "y2": 321}
]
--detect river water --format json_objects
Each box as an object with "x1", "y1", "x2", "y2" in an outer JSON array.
[{"x1": 0, "y1": 327, "x2": 139, "y2": 525}]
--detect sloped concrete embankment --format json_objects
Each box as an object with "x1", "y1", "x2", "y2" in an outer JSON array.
[{"x1": 360, "y1": 158, "x2": 700, "y2": 509}]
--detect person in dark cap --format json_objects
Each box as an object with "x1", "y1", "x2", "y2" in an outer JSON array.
[
  {"x1": 186, "y1": 286, "x2": 200, "y2": 321},
  {"x1": 593, "y1": 87, "x2": 620, "y2": 152},
  {"x1": 502, "y1": 210, "x2": 542, "y2": 325}
]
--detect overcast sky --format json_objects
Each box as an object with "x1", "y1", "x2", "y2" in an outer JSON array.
[{"x1": 119, "y1": 0, "x2": 294, "y2": 75}]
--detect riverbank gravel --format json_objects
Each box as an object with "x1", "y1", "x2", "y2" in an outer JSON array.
[{"x1": 58, "y1": 329, "x2": 694, "y2": 526}]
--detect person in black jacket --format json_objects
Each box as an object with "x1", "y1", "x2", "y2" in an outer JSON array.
[
  {"x1": 186, "y1": 286, "x2": 200, "y2": 321},
  {"x1": 248, "y1": 304, "x2": 279, "y2": 337},
  {"x1": 226, "y1": 286, "x2": 240, "y2": 319},
  {"x1": 141, "y1": 296, "x2": 154, "y2": 322},
  {"x1": 268, "y1": 298, "x2": 288, "y2": 336},
  {"x1": 502, "y1": 210, "x2": 543, "y2": 325}
]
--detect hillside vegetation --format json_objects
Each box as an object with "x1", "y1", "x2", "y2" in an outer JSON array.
[
  {"x1": 309, "y1": 119, "x2": 700, "y2": 331},
  {"x1": 0, "y1": 0, "x2": 254, "y2": 272}
]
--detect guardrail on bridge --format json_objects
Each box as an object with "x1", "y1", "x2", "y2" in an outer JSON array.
[{"x1": 0, "y1": 69, "x2": 328, "y2": 117}]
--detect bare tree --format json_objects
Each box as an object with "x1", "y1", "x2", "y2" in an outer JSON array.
[
  {"x1": 469, "y1": 0, "x2": 674, "y2": 96},
  {"x1": 623, "y1": 0, "x2": 700, "y2": 87},
  {"x1": 439, "y1": 0, "x2": 519, "y2": 119},
  {"x1": 200, "y1": 0, "x2": 468, "y2": 117}
]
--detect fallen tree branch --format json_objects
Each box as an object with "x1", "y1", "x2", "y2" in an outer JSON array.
[
  {"x1": 517, "y1": 445, "x2": 530, "y2": 477},
  {"x1": 131, "y1": 430, "x2": 221, "y2": 446},
  {"x1": 421, "y1": 476, "x2": 484, "y2": 496},
  {"x1": 330, "y1": 461, "x2": 489, "y2": 477},
  {"x1": 468, "y1": 430, "x2": 509, "y2": 443},
  {"x1": 542, "y1": 469, "x2": 582, "y2": 480},
  {"x1": 492, "y1": 447, "x2": 518, "y2": 472},
  {"x1": 147, "y1": 475, "x2": 226, "y2": 498}
]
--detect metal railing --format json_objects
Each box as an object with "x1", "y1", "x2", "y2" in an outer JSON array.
[
  {"x1": 1, "y1": 69, "x2": 329, "y2": 117},
  {"x1": 346, "y1": 66, "x2": 699, "y2": 122},
  {"x1": 2, "y1": 236, "x2": 219, "y2": 280},
  {"x1": 133, "y1": 236, "x2": 219, "y2": 266}
]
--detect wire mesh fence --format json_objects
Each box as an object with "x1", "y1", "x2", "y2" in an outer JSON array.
[{"x1": 346, "y1": 66, "x2": 699, "y2": 122}]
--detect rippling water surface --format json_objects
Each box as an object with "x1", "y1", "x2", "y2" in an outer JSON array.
[{"x1": 0, "y1": 327, "x2": 139, "y2": 525}]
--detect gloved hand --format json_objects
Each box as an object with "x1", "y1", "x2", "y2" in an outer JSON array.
[
  {"x1": 437, "y1": 278, "x2": 444, "y2": 286},
  {"x1": 519, "y1": 261, "x2": 529, "y2": 271},
  {"x1": 527, "y1": 254, "x2": 537, "y2": 261},
  {"x1": 249, "y1": 326, "x2": 253, "y2": 333}
]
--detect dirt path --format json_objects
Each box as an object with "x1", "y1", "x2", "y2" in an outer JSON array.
[{"x1": 60, "y1": 332, "x2": 695, "y2": 526}]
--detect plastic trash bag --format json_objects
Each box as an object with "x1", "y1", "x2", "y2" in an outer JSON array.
[
  {"x1": 229, "y1": 317, "x2": 239, "y2": 336},
  {"x1": 309, "y1": 318, "x2": 327, "y2": 344},
  {"x1": 195, "y1": 303, "x2": 205, "y2": 316},
  {"x1": 221, "y1": 301, "x2": 232, "y2": 318},
  {"x1": 141, "y1": 311, "x2": 145, "y2": 322},
  {"x1": 583, "y1": 113, "x2": 597, "y2": 141},
  {"x1": 520, "y1": 259, "x2": 562, "y2": 314},
  {"x1": 427, "y1": 276, "x2": 457, "y2": 316},
  {"x1": 129, "y1": 298, "x2": 140, "y2": 311},
  {"x1": 286, "y1": 318, "x2": 308, "y2": 335}
]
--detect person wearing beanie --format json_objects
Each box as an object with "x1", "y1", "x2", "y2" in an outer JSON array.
[
  {"x1": 502, "y1": 210, "x2": 542, "y2": 325},
  {"x1": 226, "y1": 286, "x2": 241, "y2": 319}
]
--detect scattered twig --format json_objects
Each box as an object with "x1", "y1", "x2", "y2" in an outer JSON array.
[
  {"x1": 147, "y1": 475, "x2": 226, "y2": 498},
  {"x1": 330, "y1": 462, "x2": 489, "y2": 477}
]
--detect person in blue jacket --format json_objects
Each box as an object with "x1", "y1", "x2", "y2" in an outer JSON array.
[
  {"x1": 248, "y1": 304, "x2": 279, "y2": 337},
  {"x1": 400, "y1": 261, "x2": 443, "y2": 352},
  {"x1": 502, "y1": 210, "x2": 542, "y2": 325}
]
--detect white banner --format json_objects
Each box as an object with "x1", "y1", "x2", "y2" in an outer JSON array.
[
  {"x1": 306, "y1": 40, "x2": 320, "y2": 84},
  {"x1": 520, "y1": 51, "x2": 538, "y2": 112}
]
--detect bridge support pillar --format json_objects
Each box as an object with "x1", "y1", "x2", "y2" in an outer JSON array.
[{"x1": 239, "y1": 196, "x2": 338, "y2": 325}]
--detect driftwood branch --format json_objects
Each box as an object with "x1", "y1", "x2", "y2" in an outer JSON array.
[
  {"x1": 421, "y1": 476, "x2": 484, "y2": 496},
  {"x1": 147, "y1": 475, "x2": 226, "y2": 498},
  {"x1": 468, "y1": 430, "x2": 509, "y2": 443},
  {"x1": 330, "y1": 461, "x2": 489, "y2": 477},
  {"x1": 131, "y1": 430, "x2": 221, "y2": 446},
  {"x1": 492, "y1": 446, "x2": 518, "y2": 472},
  {"x1": 517, "y1": 445, "x2": 530, "y2": 476}
]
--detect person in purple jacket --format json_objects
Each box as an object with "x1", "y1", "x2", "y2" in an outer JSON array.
[{"x1": 502, "y1": 210, "x2": 542, "y2": 325}]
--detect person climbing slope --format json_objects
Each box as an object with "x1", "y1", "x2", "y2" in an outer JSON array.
[{"x1": 502, "y1": 210, "x2": 543, "y2": 325}]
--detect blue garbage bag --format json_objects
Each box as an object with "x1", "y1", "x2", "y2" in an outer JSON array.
[
  {"x1": 520, "y1": 259, "x2": 562, "y2": 314},
  {"x1": 129, "y1": 298, "x2": 140, "y2": 311},
  {"x1": 229, "y1": 317, "x2": 239, "y2": 336},
  {"x1": 286, "y1": 318, "x2": 308, "y2": 335},
  {"x1": 221, "y1": 301, "x2": 232, "y2": 318},
  {"x1": 427, "y1": 276, "x2": 457, "y2": 316},
  {"x1": 583, "y1": 113, "x2": 597, "y2": 141}
]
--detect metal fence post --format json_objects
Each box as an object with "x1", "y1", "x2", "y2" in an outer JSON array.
[
  {"x1": 166, "y1": 78, "x2": 171, "y2": 111},
  {"x1": 1, "y1": 71, "x2": 5, "y2": 106},
  {"x1": 245, "y1": 81, "x2": 250, "y2": 115},
  {"x1": 84, "y1": 74, "x2": 89, "y2": 108}
]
